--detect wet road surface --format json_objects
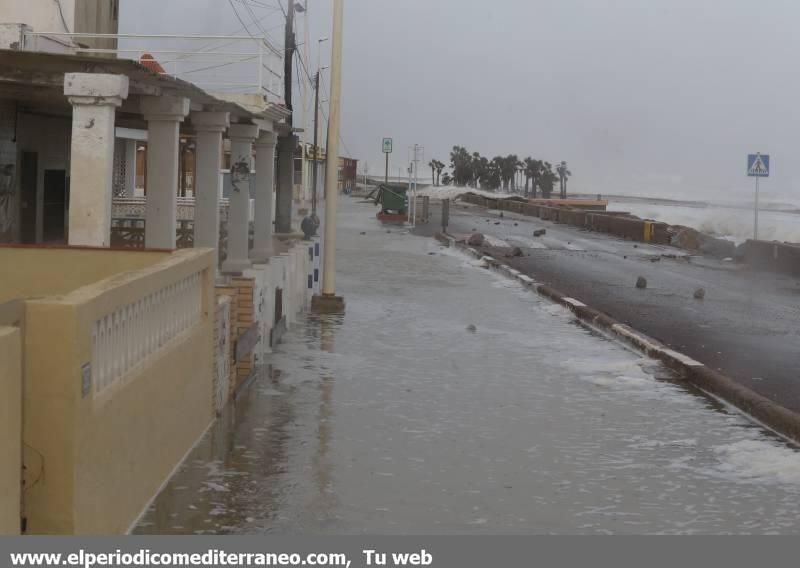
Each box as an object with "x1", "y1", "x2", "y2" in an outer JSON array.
[
  {"x1": 136, "y1": 199, "x2": 800, "y2": 535},
  {"x1": 420, "y1": 201, "x2": 800, "y2": 413}
]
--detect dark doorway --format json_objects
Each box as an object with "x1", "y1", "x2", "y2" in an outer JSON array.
[
  {"x1": 43, "y1": 170, "x2": 68, "y2": 243},
  {"x1": 19, "y1": 152, "x2": 37, "y2": 244}
]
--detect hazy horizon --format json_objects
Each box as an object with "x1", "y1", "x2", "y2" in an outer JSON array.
[{"x1": 121, "y1": 0, "x2": 800, "y2": 205}]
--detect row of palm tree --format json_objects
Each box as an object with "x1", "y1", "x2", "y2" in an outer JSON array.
[
  {"x1": 432, "y1": 146, "x2": 572, "y2": 199},
  {"x1": 428, "y1": 159, "x2": 446, "y2": 186}
]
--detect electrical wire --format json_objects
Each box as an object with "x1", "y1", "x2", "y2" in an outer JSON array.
[
  {"x1": 179, "y1": 55, "x2": 259, "y2": 75},
  {"x1": 227, "y1": 0, "x2": 257, "y2": 39},
  {"x1": 317, "y1": 76, "x2": 354, "y2": 160},
  {"x1": 54, "y1": 0, "x2": 71, "y2": 33}
]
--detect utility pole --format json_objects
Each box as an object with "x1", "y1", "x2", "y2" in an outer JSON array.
[
  {"x1": 311, "y1": 70, "x2": 321, "y2": 216},
  {"x1": 312, "y1": 0, "x2": 345, "y2": 313},
  {"x1": 276, "y1": 0, "x2": 297, "y2": 234},
  {"x1": 311, "y1": 37, "x2": 329, "y2": 218}
]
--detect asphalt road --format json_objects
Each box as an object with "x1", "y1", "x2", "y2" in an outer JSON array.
[{"x1": 415, "y1": 201, "x2": 800, "y2": 414}]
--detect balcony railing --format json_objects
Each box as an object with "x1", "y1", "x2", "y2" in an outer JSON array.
[{"x1": 22, "y1": 31, "x2": 284, "y2": 101}]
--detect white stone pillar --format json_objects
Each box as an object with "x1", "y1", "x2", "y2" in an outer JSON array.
[
  {"x1": 141, "y1": 96, "x2": 190, "y2": 249},
  {"x1": 251, "y1": 131, "x2": 277, "y2": 262},
  {"x1": 123, "y1": 139, "x2": 137, "y2": 197},
  {"x1": 64, "y1": 73, "x2": 129, "y2": 247},
  {"x1": 190, "y1": 111, "x2": 229, "y2": 271},
  {"x1": 222, "y1": 123, "x2": 259, "y2": 274}
]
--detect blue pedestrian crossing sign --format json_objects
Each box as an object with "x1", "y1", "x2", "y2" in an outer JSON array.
[{"x1": 747, "y1": 153, "x2": 770, "y2": 177}]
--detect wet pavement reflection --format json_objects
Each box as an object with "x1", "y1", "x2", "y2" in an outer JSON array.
[{"x1": 135, "y1": 199, "x2": 800, "y2": 535}]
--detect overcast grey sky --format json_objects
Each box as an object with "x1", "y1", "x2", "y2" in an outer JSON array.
[{"x1": 122, "y1": 0, "x2": 800, "y2": 203}]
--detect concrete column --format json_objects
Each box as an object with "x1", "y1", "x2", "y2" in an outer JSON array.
[
  {"x1": 64, "y1": 73, "x2": 129, "y2": 247},
  {"x1": 275, "y1": 133, "x2": 296, "y2": 234},
  {"x1": 141, "y1": 96, "x2": 190, "y2": 249},
  {"x1": 123, "y1": 139, "x2": 137, "y2": 197},
  {"x1": 190, "y1": 111, "x2": 229, "y2": 271},
  {"x1": 222, "y1": 123, "x2": 259, "y2": 274},
  {"x1": 251, "y1": 131, "x2": 277, "y2": 262}
]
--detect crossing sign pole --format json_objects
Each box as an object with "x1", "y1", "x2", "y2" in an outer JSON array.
[
  {"x1": 747, "y1": 153, "x2": 770, "y2": 240},
  {"x1": 382, "y1": 138, "x2": 393, "y2": 185}
]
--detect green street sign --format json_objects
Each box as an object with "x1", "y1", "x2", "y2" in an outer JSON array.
[{"x1": 382, "y1": 137, "x2": 393, "y2": 153}]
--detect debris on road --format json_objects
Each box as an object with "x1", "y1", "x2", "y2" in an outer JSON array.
[
  {"x1": 636, "y1": 276, "x2": 648, "y2": 289},
  {"x1": 467, "y1": 233, "x2": 485, "y2": 246},
  {"x1": 533, "y1": 229, "x2": 547, "y2": 237},
  {"x1": 694, "y1": 288, "x2": 706, "y2": 300},
  {"x1": 506, "y1": 246, "x2": 523, "y2": 258},
  {"x1": 466, "y1": 324, "x2": 477, "y2": 333}
]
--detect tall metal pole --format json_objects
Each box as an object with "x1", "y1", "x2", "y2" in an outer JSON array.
[
  {"x1": 319, "y1": 0, "x2": 344, "y2": 304},
  {"x1": 385, "y1": 152, "x2": 389, "y2": 185},
  {"x1": 311, "y1": 71, "x2": 320, "y2": 216},
  {"x1": 754, "y1": 176, "x2": 760, "y2": 241}
]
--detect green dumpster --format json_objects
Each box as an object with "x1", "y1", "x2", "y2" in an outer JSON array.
[{"x1": 373, "y1": 184, "x2": 408, "y2": 214}]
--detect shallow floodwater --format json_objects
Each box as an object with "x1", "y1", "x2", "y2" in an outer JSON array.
[{"x1": 135, "y1": 200, "x2": 800, "y2": 535}]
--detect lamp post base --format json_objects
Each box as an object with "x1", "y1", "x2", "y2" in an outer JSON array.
[{"x1": 311, "y1": 294, "x2": 346, "y2": 314}]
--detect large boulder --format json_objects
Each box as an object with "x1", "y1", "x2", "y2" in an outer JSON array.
[{"x1": 467, "y1": 232, "x2": 485, "y2": 246}]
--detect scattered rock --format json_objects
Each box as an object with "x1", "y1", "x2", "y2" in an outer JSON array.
[
  {"x1": 360, "y1": 231, "x2": 366, "y2": 235},
  {"x1": 466, "y1": 324, "x2": 477, "y2": 333},
  {"x1": 427, "y1": 252, "x2": 436, "y2": 255},
  {"x1": 694, "y1": 287, "x2": 706, "y2": 300},
  {"x1": 633, "y1": 244, "x2": 639, "y2": 248},
  {"x1": 533, "y1": 229, "x2": 547, "y2": 237},
  {"x1": 494, "y1": 221, "x2": 501, "y2": 225},
  {"x1": 636, "y1": 276, "x2": 648, "y2": 289},
  {"x1": 623, "y1": 255, "x2": 627, "y2": 259},
  {"x1": 467, "y1": 232, "x2": 485, "y2": 246},
  {"x1": 386, "y1": 230, "x2": 391, "y2": 233},
  {"x1": 506, "y1": 246, "x2": 523, "y2": 257},
  {"x1": 514, "y1": 223, "x2": 518, "y2": 226},
  {"x1": 649, "y1": 256, "x2": 661, "y2": 262}
]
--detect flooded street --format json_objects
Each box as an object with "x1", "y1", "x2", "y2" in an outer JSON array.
[{"x1": 136, "y1": 199, "x2": 800, "y2": 535}]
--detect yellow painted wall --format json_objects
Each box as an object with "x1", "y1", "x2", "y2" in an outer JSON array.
[
  {"x1": 0, "y1": 247, "x2": 170, "y2": 304},
  {"x1": 0, "y1": 326, "x2": 22, "y2": 535},
  {"x1": 22, "y1": 248, "x2": 215, "y2": 534}
]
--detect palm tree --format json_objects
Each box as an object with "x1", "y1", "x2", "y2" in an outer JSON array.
[
  {"x1": 523, "y1": 157, "x2": 537, "y2": 197},
  {"x1": 539, "y1": 161, "x2": 558, "y2": 199},
  {"x1": 449, "y1": 146, "x2": 472, "y2": 186},
  {"x1": 429, "y1": 160, "x2": 437, "y2": 186},
  {"x1": 483, "y1": 156, "x2": 503, "y2": 190},
  {"x1": 499, "y1": 154, "x2": 518, "y2": 191},
  {"x1": 435, "y1": 160, "x2": 445, "y2": 186},
  {"x1": 556, "y1": 161, "x2": 572, "y2": 198},
  {"x1": 470, "y1": 152, "x2": 488, "y2": 188}
]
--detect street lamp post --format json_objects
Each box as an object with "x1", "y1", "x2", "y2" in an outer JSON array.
[{"x1": 311, "y1": 0, "x2": 345, "y2": 314}]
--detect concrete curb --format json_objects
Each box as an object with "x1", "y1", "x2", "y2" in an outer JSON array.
[{"x1": 434, "y1": 232, "x2": 800, "y2": 444}]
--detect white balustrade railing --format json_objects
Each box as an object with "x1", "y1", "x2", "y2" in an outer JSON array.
[
  {"x1": 22, "y1": 32, "x2": 284, "y2": 101},
  {"x1": 91, "y1": 272, "x2": 203, "y2": 397}
]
